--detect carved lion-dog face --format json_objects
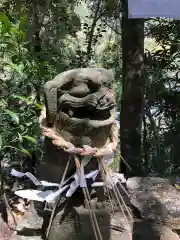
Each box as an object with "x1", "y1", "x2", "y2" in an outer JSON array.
[{"x1": 43, "y1": 68, "x2": 116, "y2": 147}]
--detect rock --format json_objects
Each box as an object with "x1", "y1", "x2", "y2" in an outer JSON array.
[
  {"x1": 0, "y1": 217, "x2": 13, "y2": 240},
  {"x1": 132, "y1": 221, "x2": 180, "y2": 240},
  {"x1": 111, "y1": 212, "x2": 132, "y2": 240},
  {"x1": 111, "y1": 211, "x2": 180, "y2": 240},
  {"x1": 8, "y1": 200, "x2": 180, "y2": 240},
  {"x1": 9, "y1": 204, "x2": 134, "y2": 240},
  {"x1": 126, "y1": 177, "x2": 180, "y2": 228},
  {"x1": 160, "y1": 227, "x2": 180, "y2": 240},
  {"x1": 10, "y1": 202, "x2": 43, "y2": 240},
  {"x1": 0, "y1": 201, "x2": 14, "y2": 240},
  {"x1": 48, "y1": 204, "x2": 111, "y2": 240}
]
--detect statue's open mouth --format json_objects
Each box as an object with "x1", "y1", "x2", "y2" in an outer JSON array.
[
  {"x1": 58, "y1": 95, "x2": 115, "y2": 121},
  {"x1": 56, "y1": 89, "x2": 116, "y2": 132},
  {"x1": 58, "y1": 86, "x2": 115, "y2": 120},
  {"x1": 56, "y1": 109, "x2": 115, "y2": 129},
  {"x1": 63, "y1": 106, "x2": 112, "y2": 121}
]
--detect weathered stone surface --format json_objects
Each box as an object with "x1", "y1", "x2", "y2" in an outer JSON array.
[
  {"x1": 126, "y1": 177, "x2": 180, "y2": 228},
  {"x1": 0, "y1": 217, "x2": 13, "y2": 240},
  {"x1": 132, "y1": 221, "x2": 180, "y2": 240},
  {"x1": 49, "y1": 204, "x2": 111, "y2": 240},
  {"x1": 43, "y1": 67, "x2": 115, "y2": 148},
  {"x1": 10, "y1": 203, "x2": 43, "y2": 240},
  {"x1": 111, "y1": 211, "x2": 132, "y2": 240},
  {"x1": 0, "y1": 201, "x2": 14, "y2": 240},
  {"x1": 36, "y1": 138, "x2": 75, "y2": 183},
  {"x1": 10, "y1": 205, "x2": 133, "y2": 240},
  {"x1": 9, "y1": 200, "x2": 180, "y2": 240}
]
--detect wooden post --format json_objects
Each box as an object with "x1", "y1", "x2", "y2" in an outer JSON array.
[{"x1": 120, "y1": 0, "x2": 145, "y2": 177}]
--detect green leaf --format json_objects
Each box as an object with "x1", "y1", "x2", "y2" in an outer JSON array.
[
  {"x1": 19, "y1": 14, "x2": 28, "y2": 30},
  {"x1": 35, "y1": 103, "x2": 43, "y2": 110},
  {"x1": 3, "y1": 145, "x2": 30, "y2": 157},
  {"x1": 10, "y1": 27, "x2": 18, "y2": 34},
  {"x1": 18, "y1": 133, "x2": 23, "y2": 143},
  {"x1": 20, "y1": 147, "x2": 31, "y2": 157},
  {"x1": 4, "y1": 109, "x2": 19, "y2": 124},
  {"x1": 0, "y1": 99, "x2": 7, "y2": 107},
  {"x1": 25, "y1": 122, "x2": 32, "y2": 127},
  {"x1": 19, "y1": 125, "x2": 25, "y2": 131},
  {"x1": 12, "y1": 94, "x2": 28, "y2": 101},
  {"x1": 23, "y1": 135, "x2": 37, "y2": 144},
  {"x1": 0, "y1": 135, "x2": 2, "y2": 150},
  {"x1": 6, "y1": 63, "x2": 24, "y2": 77},
  {"x1": 12, "y1": 95, "x2": 32, "y2": 105},
  {"x1": 0, "y1": 13, "x2": 11, "y2": 30},
  {"x1": 3, "y1": 145, "x2": 20, "y2": 151}
]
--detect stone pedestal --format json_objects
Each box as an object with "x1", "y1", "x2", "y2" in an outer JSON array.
[
  {"x1": 36, "y1": 138, "x2": 111, "y2": 240},
  {"x1": 48, "y1": 204, "x2": 111, "y2": 240}
]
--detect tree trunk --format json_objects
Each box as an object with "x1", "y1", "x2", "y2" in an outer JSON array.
[{"x1": 120, "y1": 0, "x2": 145, "y2": 177}]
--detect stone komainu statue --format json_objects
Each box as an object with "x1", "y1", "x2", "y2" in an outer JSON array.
[
  {"x1": 37, "y1": 68, "x2": 116, "y2": 240},
  {"x1": 44, "y1": 67, "x2": 115, "y2": 147}
]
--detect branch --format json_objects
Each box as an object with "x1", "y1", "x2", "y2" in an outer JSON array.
[
  {"x1": 101, "y1": 17, "x2": 121, "y2": 35},
  {"x1": 86, "y1": 0, "x2": 102, "y2": 59}
]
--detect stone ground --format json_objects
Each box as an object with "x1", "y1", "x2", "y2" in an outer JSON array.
[
  {"x1": 8, "y1": 206, "x2": 132, "y2": 240},
  {"x1": 0, "y1": 204, "x2": 179, "y2": 240},
  {"x1": 10, "y1": 205, "x2": 43, "y2": 240}
]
